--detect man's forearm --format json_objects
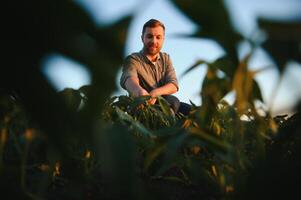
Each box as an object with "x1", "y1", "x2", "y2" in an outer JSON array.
[
  {"x1": 125, "y1": 77, "x2": 140, "y2": 92},
  {"x1": 150, "y1": 83, "x2": 178, "y2": 97},
  {"x1": 125, "y1": 77, "x2": 149, "y2": 97}
]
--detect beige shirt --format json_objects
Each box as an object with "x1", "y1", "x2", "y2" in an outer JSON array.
[{"x1": 120, "y1": 50, "x2": 179, "y2": 92}]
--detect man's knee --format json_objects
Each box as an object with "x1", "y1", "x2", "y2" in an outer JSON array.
[
  {"x1": 162, "y1": 95, "x2": 180, "y2": 113},
  {"x1": 162, "y1": 95, "x2": 191, "y2": 115},
  {"x1": 179, "y1": 102, "x2": 191, "y2": 115}
]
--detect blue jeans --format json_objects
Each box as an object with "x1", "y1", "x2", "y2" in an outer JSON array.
[{"x1": 162, "y1": 95, "x2": 191, "y2": 115}]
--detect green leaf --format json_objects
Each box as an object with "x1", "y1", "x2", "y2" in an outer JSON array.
[
  {"x1": 115, "y1": 107, "x2": 154, "y2": 138},
  {"x1": 58, "y1": 88, "x2": 82, "y2": 112},
  {"x1": 152, "y1": 126, "x2": 181, "y2": 138},
  {"x1": 144, "y1": 143, "x2": 166, "y2": 171},
  {"x1": 201, "y1": 68, "x2": 231, "y2": 106},
  {"x1": 232, "y1": 53, "x2": 258, "y2": 114},
  {"x1": 111, "y1": 95, "x2": 132, "y2": 110},
  {"x1": 129, "y1": 96, "x2": 151, "y2": 112},
  {"x1": 157, "y1": 96, "x2": 173, "y2": 116},
  {"x1": 252, "y1": 79, "x2": 263, "y2": 102},
  {"x1": 189, "y1": 127, "x2": 233, "y2": 155},
  {"x1": 78, "y1": 85, "x2": 91, "y2": 98},
  {"x1": 258, "y1": 18, "x2": 301, "y2": 72},
  {"x1": 172, "y1": 0, "x2": 242, "y2": 65},
  {"x1": 151, "y1": 175, "x2": 189, "y2": 185},
  {"x1": 95, "y1": 123, "x2": 137, "y2": 197},
  {"x1": 155, "y1": 131, "x2": 188, "y2": 176},
  {"x1": 211, "y1": 56, "x2": 236, "y2": 79}
]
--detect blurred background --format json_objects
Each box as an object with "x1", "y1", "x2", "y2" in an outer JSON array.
[{"x1": 41, "y1": 0, "x2": 301, "y2": 116}]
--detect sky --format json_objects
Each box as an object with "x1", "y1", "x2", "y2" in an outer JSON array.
[{"x1": 42, "y1": 0, "x2": 301, "y2": 116}]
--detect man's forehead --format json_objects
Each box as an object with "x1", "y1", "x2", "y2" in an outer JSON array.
[{"x1": 144, "y1": 26, "x2": 164, "y2": 35}]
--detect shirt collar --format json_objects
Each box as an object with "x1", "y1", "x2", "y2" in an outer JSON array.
[{"x1": 140, "y1": 50, "x2": 161, "y2": 64}]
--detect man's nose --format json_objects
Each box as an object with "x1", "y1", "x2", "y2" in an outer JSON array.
[{"x1": 150, "y1": 37, "x2": 157, "y2": 43}]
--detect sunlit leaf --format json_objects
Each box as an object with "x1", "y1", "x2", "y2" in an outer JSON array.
[{"x1": 232, "y1": 53, "x2": 258, "y2": 114}]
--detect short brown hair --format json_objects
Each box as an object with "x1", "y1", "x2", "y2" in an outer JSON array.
[{"x1": 142, "y1": 19, "x2": 165, "y2": 36}]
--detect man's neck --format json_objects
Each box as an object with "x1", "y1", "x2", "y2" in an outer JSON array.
[
  {"x1": 146, "y1": 54, "x2": 158, "y2": 62},
  {"x1": 142, "y1": 50, "x2": 159, "y2": 62}
]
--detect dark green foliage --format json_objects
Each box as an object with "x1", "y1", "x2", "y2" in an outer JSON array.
[
  {"x1": 258, "y1": 18, "x2": 301, "y2": 71},
  {"x1": 172, "y1": 0, "x2": 243, "y2": 71}
]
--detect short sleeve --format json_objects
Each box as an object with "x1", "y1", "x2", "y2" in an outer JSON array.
[
  {"x1": 164, "y1": 54, "x2": 179, "y2": 91},
  {"x1": 120, "y1": 55, "x2": 139, "y2": 90}
]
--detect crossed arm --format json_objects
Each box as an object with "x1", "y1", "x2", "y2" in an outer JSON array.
[{"x1": 124, "y1": 77, "x2": 178, "y2": 104}]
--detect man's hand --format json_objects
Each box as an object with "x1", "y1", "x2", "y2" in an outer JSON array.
[
  {"x1": 148, "y1": 97, "x2": 157, "y2": 105},
  {"x1": 148, "y1": 89, "x2": 159, "y2": 105},
  {"x1": 148, "y1": 83, "x2": 177, "y2": 105},
  {"x1": 125, "y1": 77, "x2": 149, "y2": 97},
  {"x1": 131, "y1": 87, "x2": 149, "y2": 97}
]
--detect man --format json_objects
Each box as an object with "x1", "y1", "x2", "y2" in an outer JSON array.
[{"x1": 120, "y1": 19, "x2": 191, "y2": 115}]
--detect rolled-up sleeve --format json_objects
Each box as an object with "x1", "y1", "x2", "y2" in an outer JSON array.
[
  {"x1": 164, "y1": 54, "x2": 179, "y2": 91},
  {"x1": 120, "y1": 56, "x2": 138, "y2": 90}
]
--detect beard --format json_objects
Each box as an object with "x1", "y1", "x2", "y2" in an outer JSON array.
[{"x1": 143, "y1": 43, "x2": 161, "y2": 55}]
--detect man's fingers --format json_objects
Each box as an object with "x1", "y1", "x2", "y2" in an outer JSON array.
[
  {"x1": 140, "y1": 90, "x2": 149, "y2": 96},
  {"x1": 148, "y1": 98, "x2": 157, "y2": 105},
  {"x1": 137, "y1": 104, "x2": 145, "y2": 109}
]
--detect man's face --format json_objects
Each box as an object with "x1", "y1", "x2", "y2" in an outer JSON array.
[{"x1": 142, "y1": 26, "x2": 165, "y2": 56}]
